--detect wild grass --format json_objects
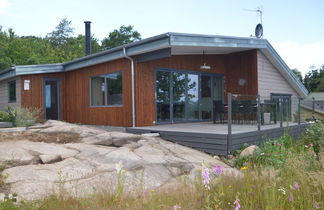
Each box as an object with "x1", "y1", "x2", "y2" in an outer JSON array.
[{"x1": 1, "y1": 123, "x2": 323, "y2": 210}]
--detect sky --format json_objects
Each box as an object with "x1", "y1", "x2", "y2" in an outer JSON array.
[{"x1": 0, "y1": 0, "x2": 323, "y2": 75}]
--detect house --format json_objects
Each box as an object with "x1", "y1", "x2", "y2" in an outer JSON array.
[
  {"x1": 301, "y1": 92, "x2": 324, "y2": 119},
  {"x1": 0, "y1": 31, "x2": 308, "y2": 128}
]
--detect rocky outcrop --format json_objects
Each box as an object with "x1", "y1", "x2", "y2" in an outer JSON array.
[{"x1": 0, "y1": 120, "x2": 240, "y2": 200}]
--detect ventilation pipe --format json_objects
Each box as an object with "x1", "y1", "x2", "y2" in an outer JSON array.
[
  {"x1": 123, "y1": 48, "x2": 136, "y2": 127},
  {"x1": 84, "y1": 21, "x2": 91, "y2": 56}
]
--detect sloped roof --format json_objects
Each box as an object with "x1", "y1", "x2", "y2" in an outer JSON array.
[{"x1": 0, "y1": 32, "x2": 308, "y2": 96}]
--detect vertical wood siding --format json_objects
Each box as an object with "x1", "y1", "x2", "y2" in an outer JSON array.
[
  {"x1": 135, "y1": 50, "x2": 258, "y2": 126},
  {"x1": 21, "y1": 50, "x2": 257, "y2": 127}
]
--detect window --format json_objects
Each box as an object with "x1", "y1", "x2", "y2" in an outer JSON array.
[
  {"x1": 8, "y1": 80, "x2": 16, "y2": 103},
  {"x1": 90, "y1": 72, "x2": 123, "y2": 106}
]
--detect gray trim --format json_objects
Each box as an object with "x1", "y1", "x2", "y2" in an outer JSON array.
[{"x1": 137, "y1": 48, "x2": 171, "y2": 63}]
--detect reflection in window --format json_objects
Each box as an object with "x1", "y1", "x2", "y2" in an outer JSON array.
[{"x1": 90, "y1": 72, "x2": 123, "y2": 106}]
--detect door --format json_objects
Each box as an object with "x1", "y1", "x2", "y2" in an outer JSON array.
[{"x1": 44, "y1": 79, "x2": 60, "y2": 120}]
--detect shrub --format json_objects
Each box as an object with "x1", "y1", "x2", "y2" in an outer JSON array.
[
  {"x1": 5, "y1": 106, "x2": 41, "y2": 127},
  {"x1": 303, "y1": 122, "x2": 324, "y2": 160},
  {"x1": 0, "y1": 111, "x2": 9, "y2": 122}
]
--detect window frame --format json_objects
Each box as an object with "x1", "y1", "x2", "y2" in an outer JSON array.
[
  {"x1": 8, "y1": 80, "x2": 17, "y2": 103},
  {"x1": 89, "y1": 71, "x2": 123, "y2": 107}
]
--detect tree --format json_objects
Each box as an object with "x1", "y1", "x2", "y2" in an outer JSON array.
[
  {"x1": 291, "y1": 68, "x2": 303, "y2": 83},
  {"x1": 46, "y1": 18, "x2": 74, "y2": 46},
  {"x1": 101, "y1": 25, "x2": 141, "y2": 49},
  {"x1": 304, "y1": 65, "x2": 324, "y2": 92}
]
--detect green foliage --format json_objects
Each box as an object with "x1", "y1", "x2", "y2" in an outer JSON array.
[
  {"x1": 303, "y1": 64, "x2": 324, "y2": 92},
  {"x1": 0, "y1": 19, "x2": 132, "y2": 71},
  {"x1": 101, "y1": 25, "x2": 141, "y2": 49},
  {"x1": 0, "y1": 111, "x2": 9, "y2": 122},
  {"x1": 303, "y1": 122, "x2": 324, "y2": 160},
  {"x1": 291, "y1": 68, "x2": 303, "y2": 83},
  {"x1": 4, "y1": 106, "x2": 41, "y2": 127}
]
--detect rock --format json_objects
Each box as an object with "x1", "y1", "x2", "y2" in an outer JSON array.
[
  {"x1": 110, "y1": 132, "x2": 141, "y2": 147},
  {"x1": 1, "y1": 121, "x2": 240, "y2": 201},
  {"x1": 141, "y1": 133, "x2": 160, "y2": 137},
  {"x1": 82, "y1": 133, "x2": 113, "y2": 146},
  {"x1": 40, "y1": 154, "x2": 62, "y2": 164},
  {"x1": 0, "y1": 127, "x2": 26, "y2": 133},
  {"x1": 239, "y1": 145, "x2": 261, "y2": 158}
]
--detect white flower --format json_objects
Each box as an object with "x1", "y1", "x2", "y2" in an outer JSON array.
[
  {"x1": 278, "y1": 187, "x2": 286, "y2": 195},
  {"x1": 115, "y1": 161, "x2": 123, "y2": 174}
]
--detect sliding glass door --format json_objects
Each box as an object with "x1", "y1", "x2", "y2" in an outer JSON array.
[{"x1": 155, "y1": 69, "x2": 223, "y2": 124}]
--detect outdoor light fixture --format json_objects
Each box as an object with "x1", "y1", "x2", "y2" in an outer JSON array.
[{"x1": 200, "y1": 50, "x2": 211, "y2": 70}]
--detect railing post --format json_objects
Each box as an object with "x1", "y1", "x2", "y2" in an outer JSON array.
[
  {"x1": 279, "y1": 97, "x2": 283, "y2": 128},
  {"x1": 298, "y1": 97, "x2": 301, "y2": 125},
  {"x1": 312, "y1": 97, "x2": 315, "y2": 120},
  {"x1": 227, "y1": 93, "x2": 232, "y2": 156},
  {"x1": 257, "y1": 95, "x2": 261, "y2": 131}
]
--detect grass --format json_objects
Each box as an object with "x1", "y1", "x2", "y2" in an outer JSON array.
[{"x1": 0, "y1": 123, "x2": 323, "y2": 209}]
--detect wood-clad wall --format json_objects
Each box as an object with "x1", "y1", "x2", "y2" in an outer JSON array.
[
  {"x1": 21, "y1": 73, "x2": 65, "y2": 120},
  {"x1": 135, "y1": 50, "x2": 257, "y2": 126},
  {"x1": 21, "y1": 50, "x2": 257, "y2": 127},
  {"x1": 21, "y1": 59, "x2": 132, "y2": 126},
  {"x1": 63, "y1": 59, "x2": 132, "y2": 126}
]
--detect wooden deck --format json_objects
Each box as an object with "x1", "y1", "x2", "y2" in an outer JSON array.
[{"x1": 126, "y1": 122, "x2": 309, "y2": 156}]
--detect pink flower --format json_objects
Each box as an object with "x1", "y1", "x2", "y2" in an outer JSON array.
[
  {"x1": 234, "y1": 199, "x2": 241, "y2": 210},
  {"x1": 314, "y1": 202, "x2": 320, "y2": 209},
  {"x1": 293, "y1": 183, "x2": 299, "y2": 190},
  {"x1": 289, "y1": 193, "x2": 294, "y2": 203},
  {"x1": 201, "y1": 167, "x2": 210, "y2": 189},
  {"x1": 173, "y1": 204, "x2": 181, "y2": 210},
  {"x1": 214, "y1": 165, "x2": 223, "y2": 175}
]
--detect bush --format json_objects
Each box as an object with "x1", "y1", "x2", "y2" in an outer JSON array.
[
  {"x1": 5, "y1": 106, "x2": 41, "y2": 127},
  {"x1": 303, "y1": 122, "x2": 324, "y2": 160},
  {"x1": 0, "y1": 111, "x2": 9, "y2": 122}
]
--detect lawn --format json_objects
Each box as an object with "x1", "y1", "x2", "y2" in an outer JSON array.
[{"x1": 0, "y1": 122, "x2": 323, "y2": 210}]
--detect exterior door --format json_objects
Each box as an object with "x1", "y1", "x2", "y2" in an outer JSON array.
[{"x1": 44, "y1": 79, "x2": 60, "y2": 120}]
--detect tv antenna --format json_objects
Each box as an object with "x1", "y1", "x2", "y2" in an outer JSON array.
[{"x1": 244, "y1": 7, "x2": 264, "y2": 38}]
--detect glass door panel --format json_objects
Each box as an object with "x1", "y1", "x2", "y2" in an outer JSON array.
[
  {"x1": 187, "y1": 74, "x2": 199, "y2": 120},
  {"x1": 172, "y1": 72, "x2": 186, "y2": 121},
  {"x1": 156, "y1": 71, "x2": 171, "y2": 122},
  {"x1": 44, "y1": 80, "x2": 59, "y2": 120},
  {"x1": 201, "y1": 75, "x2": 212, "y2": 120}
]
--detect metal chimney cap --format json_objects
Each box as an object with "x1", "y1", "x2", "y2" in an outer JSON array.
[{"x1": 84, "y1": 21, "x2": 91, "y2": 24}]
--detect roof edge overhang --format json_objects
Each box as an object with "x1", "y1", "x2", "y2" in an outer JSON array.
[{"x1": 0, "y1": 32, "x2": 309, "y2": 97}]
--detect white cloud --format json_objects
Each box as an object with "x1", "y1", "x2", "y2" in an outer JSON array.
[
  {"x1": 273, "y1": 41, "x2": 324, "y2": 76},
  {"x1": 0, "y1": 0, "x2": 9, "y2": 15}
]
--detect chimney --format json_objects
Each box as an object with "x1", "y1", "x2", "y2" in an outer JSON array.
[{"x1": 84, "y1": 21, "x2": 91, "y2": 56}]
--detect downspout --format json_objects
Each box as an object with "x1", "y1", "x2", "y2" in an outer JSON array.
[{"x1": 123, "y1": 48, "x2": 136, "y2": 127}]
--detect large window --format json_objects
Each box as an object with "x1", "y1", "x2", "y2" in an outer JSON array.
[
  {"x1": 8, "y1": 80, "x2": 16, "y2": 103},
  {"x1": 90, "y1": 72, "x2": 123, "y2": 106}
]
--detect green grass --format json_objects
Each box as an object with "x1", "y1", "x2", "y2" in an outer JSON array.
[{"x1": 1, "y1": 123, "x2": 324, "y2": 210}]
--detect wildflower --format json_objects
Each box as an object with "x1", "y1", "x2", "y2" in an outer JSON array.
[
  {"x1": 241, "y1": 166, "x2": 248, "y2": 170},
  {"x1": 115, "y1": 161, "x2": 123, "y2": 174},
  {"x1": 260, "y1": 152, "x2": 265, "y2": 156},
  {"x1": 278, "y1": 187, "x2": 286, "y2": 195},
  {"x1": 314, "y1": 202, "x2": 320, "y2": 209},
  {"x1": 276, "y1": 143, "x2": 283, "y2": 146},
  {"x1": 214, "y1": 165, "x2": 223, "y2": 175},
  {"x1": 234, "y1": 199, "x2": 241, "y2": 210},
  {"x1": 309, "y1": 143, "x2": 313, "y2": 147},
  {"x1": 201, "y1": 167, "x2": 210, "y2": 189},
  {"x1": 173, "y1": 205, "x2": 181, "y2": 210},
  {"x1": 304, "y1": 145, "x2": 309, "y2": 148},
  {"x1": 289, "y1": 193, "x2": 294, "y2": 203},
  {"x1": 293, "y1": 182, "x2": 299, "y2": 190}
]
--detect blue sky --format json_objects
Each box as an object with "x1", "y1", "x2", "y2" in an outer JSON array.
[{"x1": 0, "y1": 0, "x2": 323, "y2": 75}]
